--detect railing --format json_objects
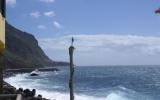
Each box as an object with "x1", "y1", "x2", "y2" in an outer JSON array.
[{"x1": 0, "y1": 94, "x2": 22, "y2": 100}]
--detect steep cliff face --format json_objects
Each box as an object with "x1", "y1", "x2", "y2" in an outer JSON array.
[{"x1": 2, "y1": 23, "x2": 68, "y2": 69}]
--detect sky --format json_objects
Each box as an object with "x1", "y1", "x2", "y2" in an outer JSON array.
[{"x1": 6, "y1": 0, "x2": 160, "y2": 66}]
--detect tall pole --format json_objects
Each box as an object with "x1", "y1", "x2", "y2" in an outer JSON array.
[{"x1": 69, "y1": 37, "x2": 75, "y2": 100}]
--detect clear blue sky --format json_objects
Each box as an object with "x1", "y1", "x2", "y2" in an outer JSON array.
[{"x1": 6, "y1": 0, "x2": 160, "y2": 66}]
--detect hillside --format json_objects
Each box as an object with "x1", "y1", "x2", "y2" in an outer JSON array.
[{"x1": 1, "y1": 23, "x2": 68, "y2": 69}]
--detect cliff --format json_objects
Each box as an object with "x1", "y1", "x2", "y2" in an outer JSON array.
[{"x1": 1, "y1": 23, "x2": 68, "y2": 69}]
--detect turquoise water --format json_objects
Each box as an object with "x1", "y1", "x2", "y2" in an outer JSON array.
[{"x1": 5, "y1": 66, "x2": 160, "y2": 100}]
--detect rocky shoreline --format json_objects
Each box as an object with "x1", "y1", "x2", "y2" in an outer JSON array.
[
  {"x1": 4, "y1": 67, "x2": 59, "y2": 77},
  {"x1": 3, "y1": 81, "x2": 50, "y2": 100},
  {"x1": 3, "y1": 67, "x2": 59, "y2": 100}
]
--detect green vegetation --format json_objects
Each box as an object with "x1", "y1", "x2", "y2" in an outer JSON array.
[{"x1": 0, "y1": 23, "x2": 68, "y2": 69}]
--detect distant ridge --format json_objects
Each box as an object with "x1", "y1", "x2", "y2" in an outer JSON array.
[{"x1": 0, "y1": 22, "x2": 69, "y2": 69}]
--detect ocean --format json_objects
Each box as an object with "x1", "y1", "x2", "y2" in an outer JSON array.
[{"x1": 4, "y1": 66, "x2": 160, "y2": 100}]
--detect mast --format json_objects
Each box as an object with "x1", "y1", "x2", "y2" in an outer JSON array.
[{"x1": 69, "y1": 37, "x2": 75, "y2": 100}]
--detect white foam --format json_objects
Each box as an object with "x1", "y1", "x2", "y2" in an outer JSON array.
[
  {"x1": 36, "y1": 90, "x2": 102, "y2": 100},
  {"x1": 105, "y1": 92, "x2": 130, "y2": 100},
  {"x1": 35, "y1": 89, "x2": 132, "y2": 100},
  {"x1": 4, "y1": 73, "x2": 30, "y2": 89},
  {"x1": 4, "y1": 73, "x2": 150, "y2": 100}
]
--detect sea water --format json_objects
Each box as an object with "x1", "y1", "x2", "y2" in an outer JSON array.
[{"x1": 4, "y1": 66, "x2": 160, "y2": 100}]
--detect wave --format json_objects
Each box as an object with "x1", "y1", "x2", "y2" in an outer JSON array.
[
  {"x1": 35, "y1": 89, "x2": 132, "y2": 100},
  {"x1": 4, "y1": 73, "x2": 153, "y2": 100}
]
